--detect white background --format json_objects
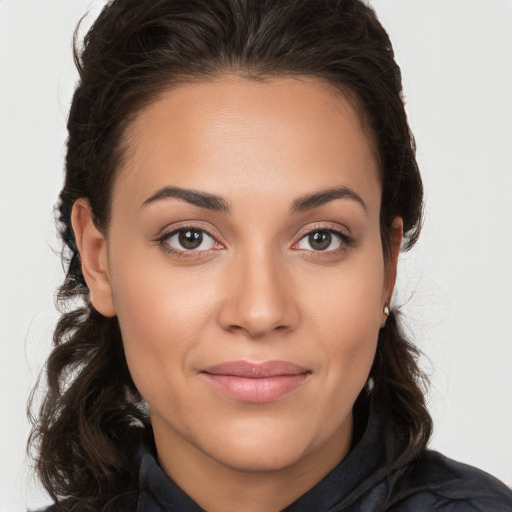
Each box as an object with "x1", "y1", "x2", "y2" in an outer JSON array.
[{"x1": 1, "y1": 1, "x2": 511, "y2": 510}]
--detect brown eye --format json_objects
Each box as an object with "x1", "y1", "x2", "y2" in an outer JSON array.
[
  {"x1": 178, "y1": 230, "x2": 203, "y2": 249},
  {"x1": 162, "y1": 229, "x2": 217, "y2": 252},
  {"x1": 308, "y1": 231, "x2": 332, "y2": 251},
  {"x1": 296, "y1": 229, "x2": 348, "y2": 252}
]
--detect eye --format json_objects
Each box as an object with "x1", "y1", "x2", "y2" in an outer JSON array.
[
  {"x1": 295, "y1": 229, "x2": 347, "y2": 252},
  {"x1": 161, "y1": 228, "x2": 217, "y2": 252}
]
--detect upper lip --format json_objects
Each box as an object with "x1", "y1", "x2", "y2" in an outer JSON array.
[{"x1": 202, "y1": 360, "x2": 310, "y2": 378}]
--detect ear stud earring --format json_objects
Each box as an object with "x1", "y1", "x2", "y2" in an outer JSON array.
[{"x1": 380, "y1": 303, "x2": 391, "y2": 329}]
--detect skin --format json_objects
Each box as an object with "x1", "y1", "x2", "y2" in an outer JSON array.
[{"x1": 72, "y1": 76, "x2": 402, "y2": 512}]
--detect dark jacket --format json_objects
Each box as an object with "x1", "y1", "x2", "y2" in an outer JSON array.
[{"x1": 40, "y1": 409, "x2": 512, "y2": 511}]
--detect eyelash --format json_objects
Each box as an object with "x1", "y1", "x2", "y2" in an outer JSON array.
[
  {"x1": 293, "y1": 224, "x2": 354, "y2": 255},
  {"x1": 154, "y1": 224, "x2": 222, "y2": 258},
  {"x1": 154, "y1": 223, "x2": 353, "y2": 258}
]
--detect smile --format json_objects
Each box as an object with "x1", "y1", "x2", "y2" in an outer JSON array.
[{"x1": 201, "y1": 360, "x2": 311, "y2": 403}]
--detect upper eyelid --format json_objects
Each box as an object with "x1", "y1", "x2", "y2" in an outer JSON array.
[
  {"x1": 155, "y1": 222, "x2": 221, "y2": 242},
  {"x1": 294, "y1": 222, "x2": 351, "y2": 240}
]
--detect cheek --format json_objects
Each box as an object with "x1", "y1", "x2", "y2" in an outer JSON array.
[
  {"x1": 111, "y1": 238, "x2": 219, "y2": 335},
  {"x1": 305, "y1": 248, "x2": 385, "y2": 338},
  {"x1": 304, "y1": 249, "x2": 385, "y2": 389},
  {"x1": 108, "y1": 252, "x2": 219, "y2": 403}
]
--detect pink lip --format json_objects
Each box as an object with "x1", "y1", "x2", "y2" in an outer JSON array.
[{"x1": 201, "y1": 360, "x2": 310, "y2": 403}]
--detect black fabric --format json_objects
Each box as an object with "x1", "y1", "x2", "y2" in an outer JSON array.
[{"x1": 38, "y1": 410, "x2": 512, "y2": 511}]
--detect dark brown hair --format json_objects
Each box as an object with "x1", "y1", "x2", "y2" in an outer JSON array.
[{"x1": 29, "y1": 0, "x2": 431, "y2": 510}]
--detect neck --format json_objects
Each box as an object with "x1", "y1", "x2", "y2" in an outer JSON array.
[{"x1": 152, "y1": 416, "x2": 353, "y2": 512}]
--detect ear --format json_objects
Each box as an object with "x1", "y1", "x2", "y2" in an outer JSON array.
[
  {"x1": 381, "y1": 216, "x2": 403, "y2": 318},
  {"x1": 71, "y1": 199, "x2": 116, "y2": 317}
]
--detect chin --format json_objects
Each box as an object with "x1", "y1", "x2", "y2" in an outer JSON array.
[
  {"x1": 196, "y1": 418, "x2": 324, "y2": 473},
  {"x1": 210, "y1": 439, "x2": 308, "y2": 473}
]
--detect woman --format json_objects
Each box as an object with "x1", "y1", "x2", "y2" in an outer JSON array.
[{"x1": 29, "y1": 0, "x2": 512, "y2": 511}]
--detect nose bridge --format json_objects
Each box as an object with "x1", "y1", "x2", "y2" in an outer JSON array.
[{"x1": 219, "y1": 240, "x2": 298, "y2": 337}]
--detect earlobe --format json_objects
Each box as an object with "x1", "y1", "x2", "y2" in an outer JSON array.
[{"x1": 71, "y1": 199, "x2": 116, "y2": 317}]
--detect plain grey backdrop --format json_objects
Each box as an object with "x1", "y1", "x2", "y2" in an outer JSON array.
[{"x1": 1, "y1": 1, "x2": 511, "y2": 510}]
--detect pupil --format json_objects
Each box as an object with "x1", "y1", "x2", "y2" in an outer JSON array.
[
  {"x1": 179, "y1": 230, "x2": 202, "y2": 249},
  {"x1": 309, "y1": 231, "x2": 331, "y2": 251}
]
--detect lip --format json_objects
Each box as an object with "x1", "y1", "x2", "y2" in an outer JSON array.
[{"x1": 201, "y1": 360, "x2": 311, "y2": 403}]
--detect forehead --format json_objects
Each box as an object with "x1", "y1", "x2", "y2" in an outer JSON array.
[{"x1": 114, "y1": 76, "x2": 381, "y2": 216}]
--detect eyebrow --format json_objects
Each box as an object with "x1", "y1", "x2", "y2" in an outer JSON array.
[
  {"x1": 290, "y1": 186, "x2": 367, "y2": 214},
  {"x1": 142, "y1": 186, "x2": 230, "y2": 212},
  {"x1": 141, "y1": 184, "x2": 366, "y2": 215}
]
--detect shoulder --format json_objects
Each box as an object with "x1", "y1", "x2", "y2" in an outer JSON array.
[{"x1": 388, "y1": 449, "x2": 512, "y2": 511}]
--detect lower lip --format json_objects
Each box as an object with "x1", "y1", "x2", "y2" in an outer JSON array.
[{"x1": 203, "y1": 373, "x2": 309, "y2": 403}]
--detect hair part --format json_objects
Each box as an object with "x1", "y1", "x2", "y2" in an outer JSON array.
[{"x1": 29, "y1": 1, "x2": 431, "y2": 509}]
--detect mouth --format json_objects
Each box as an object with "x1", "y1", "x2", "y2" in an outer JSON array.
[{"x1": 201, "y1": 360, "x2": 311, "y2": 403}]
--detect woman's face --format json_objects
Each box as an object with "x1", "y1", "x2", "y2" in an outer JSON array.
[{"x1": 78, "y1": 76, "x2": 400, "y2": 480}]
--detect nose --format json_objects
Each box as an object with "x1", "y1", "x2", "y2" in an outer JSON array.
[{"x1": 217, "y1": 246, "x2": 300, "y2": 339}]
